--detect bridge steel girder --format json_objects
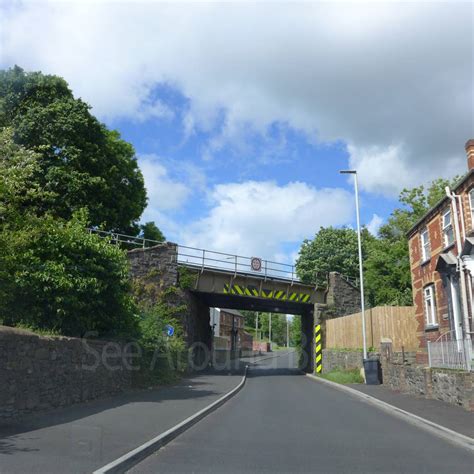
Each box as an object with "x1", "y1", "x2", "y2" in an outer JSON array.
[{"x1": 183, "y1": 265, "x2": 325, "y2": 315}]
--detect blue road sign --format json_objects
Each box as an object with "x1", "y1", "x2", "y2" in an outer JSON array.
[{"x1": 165, "y1": 324, "x2": 174, "y2": 337}]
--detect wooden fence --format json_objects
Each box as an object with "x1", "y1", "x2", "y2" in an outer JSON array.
[{"x1": 325, "y1": 306, "x2": 418, "y2": 351}]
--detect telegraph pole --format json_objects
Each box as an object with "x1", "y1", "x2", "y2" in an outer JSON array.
[
  {"x1": 255, "y1": 312, "x2": 259, "y2": 341},
  {"x1": 269, "y1": 313, "x2": 272, "y2": 350}
]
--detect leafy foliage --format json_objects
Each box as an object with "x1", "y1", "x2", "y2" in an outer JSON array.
[
  {"x1": 0, "y1": 210, "x2": 138, "y2": 337},
  {"x1": 0, "y1": 128, "x2": 51, "y2": 224},
  {"x1": 246, "y1": 311, "x2": 290, "y2": 347},
  {"x1": 135, "y1": 293, "x2": 187, "y2": 385},
  {"x1": 296, "y1": 227, "x2": 373, "y2": 287},
  {"x1": 0, "y1": 66, "x2": 147, "y2": 233},
  {"x1": 140, "y1": 221, "x2": 165, "y2": 245}
]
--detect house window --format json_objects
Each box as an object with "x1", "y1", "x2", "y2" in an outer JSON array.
[
  {"x1": 469, "y1": 189, "x2": 474, "y2": 228},
  {"x1": 424, "y1": 284, "x2": 438, "y2": 327},
  {"x1": 442, "y1": 207, "x2": 454, "y2": 247},
  {"x1": 420, "y1": 228, "x2": 430, "y2": 262}
]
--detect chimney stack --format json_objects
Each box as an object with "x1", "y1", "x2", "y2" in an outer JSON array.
[{"x1": 466, "y1": 139, "x2": 474, "y2": 171}]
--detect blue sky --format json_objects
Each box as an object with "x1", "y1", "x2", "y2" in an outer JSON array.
[
  {"x1": 112, "y1": 88, "x2": 395, "y2": 235},
  {"x1": 1, "y1": 1, "x2": 472, "y2": 263}
]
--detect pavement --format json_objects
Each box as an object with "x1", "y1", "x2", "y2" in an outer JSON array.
[
  {"x1": 130, "y1": 352, "x2": 474, "y2": 474},
  {"x1": 348, "y1": 383, "x2": 474, "y2": 439},
  {"x1": 0, "y1": 366, "x2": 245, "y2": 473}
]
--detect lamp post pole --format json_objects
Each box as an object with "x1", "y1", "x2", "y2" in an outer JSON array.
[{"x1": 340, "y1": 170, "x2": 367, "y2": 360}]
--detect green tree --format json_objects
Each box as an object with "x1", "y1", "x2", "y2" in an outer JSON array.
[
  {"x1": 0, "y1": 210, "x2": 138, "y2": 337},
  {"x1": 296, "y1": 226, "x2": 373, "y2": 287},
  {"x1": 290, "y1": 316, "x2": 302, "y2": 348},
  {"x1": 140, "y1": 221, "x2": 165, "y2": 245},
  {"x1": 0, "y1": 128, "x2": 51, "y2": 225},
  {"x1": 0, "y1": 66, "x2": 146, "y2": 232}
]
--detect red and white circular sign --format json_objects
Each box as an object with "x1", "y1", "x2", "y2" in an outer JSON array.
[{"x1": 251, "y1": 257, "x2": 262, "y2": 272}]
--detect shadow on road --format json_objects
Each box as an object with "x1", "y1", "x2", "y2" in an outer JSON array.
[
  {"x1": 0, "y1": 372, "x2": 230, "y2": 439},
  {"x1": 247, "y1": 367, "x2": 303, "y2": 377}
]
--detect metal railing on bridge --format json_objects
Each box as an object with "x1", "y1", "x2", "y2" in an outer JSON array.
[
  {"x1": 87, "y1": 228, "x2": 358, "y2": 288},
  {"x1": 176, "y1": 244, "x2": 298, "y2": 282},
  {"x1": 87, "y1": 228, "x2": 300, "y2": 282}
]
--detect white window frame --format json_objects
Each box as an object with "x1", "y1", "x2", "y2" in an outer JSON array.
[
  {"x1": 442, "y1": 207, "x2": 454, "y2": 247},
  {"x1": 424, "y1": 284, "x2": 438, "y2": 327},
  {"x1": 420, "y1": 227, "x2": 430, "y2": 262},
  {"x1": 469, "y1": 188, "x2": 474, "y2": 228}
]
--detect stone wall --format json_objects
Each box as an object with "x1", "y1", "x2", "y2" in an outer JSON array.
[
  {"x1": 0, "y1": 326, "x2": 133, "y2": 420},
  {"x1": 322, "y1": 349, "x2": 363, "y2": 372},
  {"x1": 381, "y1": 343, "x2": 474, "y2": 411},
  {"x1": 325, "y1": 272, "x2": 362, "y2": 317},
  {"x1": 128, "y1": 243, "x2": 178, "y2": 291}
]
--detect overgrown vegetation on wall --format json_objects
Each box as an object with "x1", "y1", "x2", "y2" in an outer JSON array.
[{"x1": 134, "y1": 288, "x2": 188, "y2": 385}]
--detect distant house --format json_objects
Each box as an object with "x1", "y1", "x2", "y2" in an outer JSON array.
[
  {"x1": 210, "y1": 308, "x2": 251, "y2": 351},
  {"x1": 407, "y1": 139, "x2": 474, "y2": 365}
]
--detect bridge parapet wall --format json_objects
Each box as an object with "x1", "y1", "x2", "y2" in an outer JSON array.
[
  {"x1": 325, "y1": 272, "x2": 361, "y2": 317},
  {"x1": 128, "y1": 242, "x2": 178, "y2": 289}
]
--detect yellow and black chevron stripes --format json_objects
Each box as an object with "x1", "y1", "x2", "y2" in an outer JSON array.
[
  {"x1": 223, "y1": 283, "x2": 311, "y2": 303},
  {"x1": 314, "y1": 324, "x2": 322, "y2": 373}
]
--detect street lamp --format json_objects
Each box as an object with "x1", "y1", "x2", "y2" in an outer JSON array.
[{"x1": 340, "y1": 170, "x2": 367, "y2": 360}]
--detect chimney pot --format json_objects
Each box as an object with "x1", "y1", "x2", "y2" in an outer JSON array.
[{"x1": 466, "y1": 139, "x2": 474, "y2": 171}]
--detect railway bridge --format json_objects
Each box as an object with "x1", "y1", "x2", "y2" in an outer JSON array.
[{"x1": 91, "y1": 230, "x2": 360, "y2": 372}]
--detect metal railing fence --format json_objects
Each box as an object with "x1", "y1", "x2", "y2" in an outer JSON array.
[
  {"x1": 87, "y1": 228, "x2": 357, "y2": 287},
  {"x1": 427, "y1": 331, "x2": 473, "y2": 371},
  {"x1": 176, "y1": 244, "x2": 299, "y2": 282}
]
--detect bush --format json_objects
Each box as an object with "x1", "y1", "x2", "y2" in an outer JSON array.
[
  {"x1": 0, "y1": 210, "x2": 138, "y2": 338},
  {"x1": 135, "y1": 296, "x2": 187, "y2": 385}
]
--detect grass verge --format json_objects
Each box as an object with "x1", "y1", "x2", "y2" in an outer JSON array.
[{"x1": 318, "y1": 368, "x2": 364, "y2": 384}]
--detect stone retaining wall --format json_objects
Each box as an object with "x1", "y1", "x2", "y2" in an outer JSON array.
[
  {"x1": 381, "y1": 343, "x2": 474, "y2": 411},
  {"x1": 0, "y1": 326, "x2": 133, "y2": 420}
]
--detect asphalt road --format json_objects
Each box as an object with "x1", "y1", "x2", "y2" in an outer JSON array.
[{"x1": 130, "y1": 351, "x2": 474, "y2": 474}]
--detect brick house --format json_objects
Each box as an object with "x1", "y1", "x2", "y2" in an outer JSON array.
[
  {"x1": 210, "y1": 308, "x2": 250, "y2": 351},
  {"x1": 407, "y1": 139, "x2": 474, "y2": 364}
]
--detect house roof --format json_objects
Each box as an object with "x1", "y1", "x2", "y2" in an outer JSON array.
[
  {"x1": 219, "y1": 308, "x2": 244, "y2": 318},
  {"x1": 406, "y1": 169, "x2": 474, "y2": 239}
]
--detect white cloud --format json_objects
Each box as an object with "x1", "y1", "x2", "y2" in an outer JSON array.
[
  {"x1": 180, "y1": 181, "x2": 353, "y2": 260},
  {"x1": 367, "y1": 213, "x2": 384, "y2": 236},
  {"x1": 138, "y1": 154, "x2": 190, "y2": 212},
  {"x1": 1, "y1": 1, "x2": 472, "y2": 194}
]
